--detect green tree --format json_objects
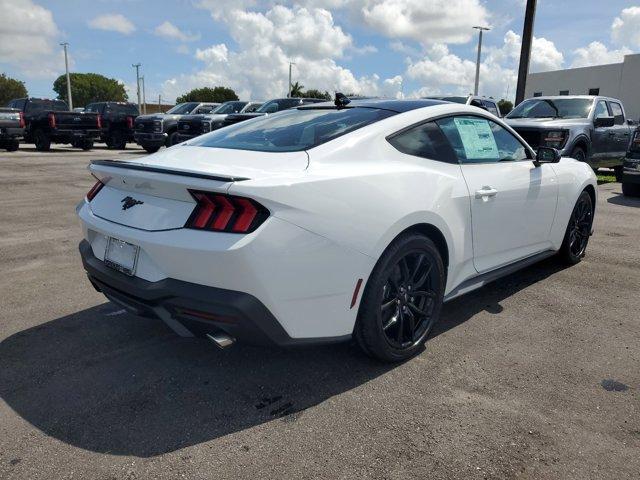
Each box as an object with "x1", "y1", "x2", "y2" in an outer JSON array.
[
  {"x1": 53, "y1": 73, "x2": 127, "y2": 107},
  {"x1": 176, "y1": 86, "x2": 238, "y2": 103},
  {"x1": 289, "y1": 81, "x2": 304, "y2": 97},
  {"x1": 0, "y1": 73, "x2": 28, "y2": 105},
  {"x1": 498, "y1": 99, "x2": 513, "y2": 115},
  {"x1": 303, "y1": 89, "x2": 331, "y2": 100}
]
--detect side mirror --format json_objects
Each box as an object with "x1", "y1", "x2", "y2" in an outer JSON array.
[
  {"x1": 594, "y1": 116, "x2": 615, "y2": 128},
  {"x1": 536, "y1": 147, "x2": 561, "y2": 163}
]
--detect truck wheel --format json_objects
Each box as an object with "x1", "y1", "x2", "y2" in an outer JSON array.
[
  {"x1": 110, "y1": 131, "x2": 127, "y2": 150},
  {"x1": 622, "y1": 182, "x2": 640, "y2": 197},
  {"x1": 166, "y1": 131, "x2": 179, "y2": 147},
  {"x1": 80, "y1": 139, "x2": 94, "y2": 151},
  {"x1": 34, "y1": 130, "x2": 51, "y2": 151},
  {"x1": 570, "y1": 146, "x2": 586, "y2": 163},
  {"x1": 5, "y1": 139, "x2": 19, "y2": 152},
  {"x1": 142, "y1": 144, "x2": 160, "y2": 153}
]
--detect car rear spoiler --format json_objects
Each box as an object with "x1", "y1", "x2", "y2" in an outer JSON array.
[{"x1": 90, "y1": 159, "x2": 250, "y2": 182}]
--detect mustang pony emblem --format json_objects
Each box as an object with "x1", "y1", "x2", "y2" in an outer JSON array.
[{"x1": 121, "y1": 196, "x2": 144, "y2": 210}]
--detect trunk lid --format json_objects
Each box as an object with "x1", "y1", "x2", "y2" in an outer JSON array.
[{"x1": 88, "y1": 146, "x2": 308, "y2": 231}]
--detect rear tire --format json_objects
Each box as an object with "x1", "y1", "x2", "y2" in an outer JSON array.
[
  {"x1": 354, "y1": 233, "x2": 445, "y2": 363},
  {"x1": 142, "y1": 144, "x2": 160, "y2": 153},
  {"x1": 559, "y1": 191, "x2": 593, "y2": 265},
  {"x1": 622, "y1": 182, "x2": 640, "y2": 197},
  {"x1": 33, "y1": 130, "x2": 51, "y2": 151},
  {"x1": 5, "y1": 139, "x2": 19, "y2": 151}
]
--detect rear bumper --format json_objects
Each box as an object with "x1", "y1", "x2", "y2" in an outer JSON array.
[
  {"x1": 80, "y1": 240, "x2": 349, "y2": 346},
  {"x1": 134, "y1": 132, "x2": 167, "y2": 146},
  {"x1": 53, "y1": 128, "x2": 100, "y2": 139},
  {"x1": 0, "y1": 127, "x2": 24, "y2": 138}
]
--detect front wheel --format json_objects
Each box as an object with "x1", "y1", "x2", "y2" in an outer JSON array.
[
  {"x1": 142, "y1": 144, "x2": 160, "y2": 153},
  {"x1": 622, "y1": 182, "x2": 640, "y2": 197},
  {"x1": 354, "y1": 234, "x2": 445, "y2": 362},
  {"x1": 166, "y1": 131, "x2": 179, "y2": 147},
  {"x1": 559, "y1": 191, "x2": 593, "y2": 265}
]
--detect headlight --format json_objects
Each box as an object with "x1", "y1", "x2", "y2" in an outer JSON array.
[
  {"x1": 631, "y1": 130, "x2": 640, "y2": 153},
  {"x1": 153, "y1": 120, "x2": 162, "y2": 132},
  {"x1": 543, "y1": 130, "x2": 567, "y2": 148},
  {"x1": 202, "y1": 121, "x2": 211, "y2": 132}
]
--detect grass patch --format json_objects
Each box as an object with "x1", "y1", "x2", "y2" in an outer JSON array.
[{"x1": 597, "y1": 174, "x2": 617, "y2": 185}]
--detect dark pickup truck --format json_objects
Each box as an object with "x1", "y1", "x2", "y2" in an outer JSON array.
[
  {"x1": 0, "y1": 107, "x2": 24, "y2": 151},
  {"x1": 505, "y1": 96, "x2": 634, "y2": 176},
  {"x1": 134, "y1": 102, "x2": 220, "y2": 153},
  {"x1": 621, "y1": 128, "x2": 640, "y2": 197},
  {"x1": 222, "y1": 98, "x2": 324, "y2": 128},
  {"x1": 176, "y1": 101, "x2": 264, "y2": 142},
  {"x1": 84, "y1": 102, "x2": 139, "y2": 149},
  {"x1": 7, "y1": 98, "x2": 100, "y2": 151}
]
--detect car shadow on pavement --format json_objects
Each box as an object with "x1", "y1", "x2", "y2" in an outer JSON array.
[
  {"x1": 0, "y1": 303, "x2": 394, "y2": 457},
  {"x1": 0, "y1": 258, "x2": 568, "y2": 458},
  {"x1": 607, "y1": 192, "x2": 640, "y2": 208},
  {"x1": 434, "y1": 257, "x2": 569, "y2": 338}
]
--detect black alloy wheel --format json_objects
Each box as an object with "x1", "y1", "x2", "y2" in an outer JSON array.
[
  {"x1": 380, "y1": 252, "x2": 438, "y2": 349},
  {"x1": 355, "y1": 234, "x2": 445, "y2": 362},
  {"x1": 560, "y1": 191, "x2": 593, "y2": 264},
  {"x1": 571, "y1": 146, "x2": 586, "y2": 163}
]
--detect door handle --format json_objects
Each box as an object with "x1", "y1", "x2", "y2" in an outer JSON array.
[{"x1": 475, "y1": 187, "x2": 498, "y2": 199}]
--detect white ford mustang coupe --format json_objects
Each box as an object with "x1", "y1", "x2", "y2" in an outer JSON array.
[{"x1": 78, "y1": 98, "x2": 597, "y2": 362}]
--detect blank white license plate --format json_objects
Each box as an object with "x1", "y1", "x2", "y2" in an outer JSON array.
[{"x1": 104, "y1": 237, "x2": 139, "y2": 276}]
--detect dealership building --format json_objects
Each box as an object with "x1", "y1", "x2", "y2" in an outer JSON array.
[{"x1": 525, "y1": 53, "x2": 640, "y2": 121}]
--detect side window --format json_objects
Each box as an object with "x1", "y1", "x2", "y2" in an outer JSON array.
[
  {"x1": 388, "y1": 122, "x2": 458, "y2": 163},
  {"x1": 609, "y1": 102, "x2": 624, "y2": 125},
  {"x1": 593, "y1": 100, "x2": 610, "y2": 119},
  {"x1": 436, "y1": 116, "x2": 529, "y2": 164}
]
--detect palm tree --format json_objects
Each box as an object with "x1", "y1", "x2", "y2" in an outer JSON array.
[{"x1": 289, "y1": 81, "x2": 304, "y2": 97}]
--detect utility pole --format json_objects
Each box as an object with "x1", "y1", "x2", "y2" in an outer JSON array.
[
  {"x1": 60, "y1": 42, "x2": 73, "y2": 110},
  {"x1": 141, "y1": 75, "x2": 146, "y2": 114},
  {"x1": 158, "y1": 94, "x2": 161, "y2": 113},
  {"x1": 288, "y1": 62, "x2": 295, "y2": 98},
  {"x1": 515, "y1": 0, "x2": 537, "y2": 105},
  {"x1": 473, "y1": 26, "x2": 490, "y2": 96},
  {"x1": 132, "y1": 63, "x2": 142, "y2": 113}
]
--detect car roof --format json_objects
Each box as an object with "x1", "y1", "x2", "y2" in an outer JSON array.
[{"x1": 300, "y1": 98, "x2": 449, "y2": 113}]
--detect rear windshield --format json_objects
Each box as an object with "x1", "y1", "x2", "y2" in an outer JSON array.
[
  {"x1": 109, "y1": 103, "x2": 139, "y2": 115},
  {"x1": 166, "y1": 102, "x2": 199, "y2": 114},
  {"x1": 189, "y1": 107, "x2": 396, "y2": 152},
  {"x1": 507, "y1": 98, "x2": 593, "y2": 119},
  {"x1": 26, "y1": 99, "x2": 68, "y2": 113}
]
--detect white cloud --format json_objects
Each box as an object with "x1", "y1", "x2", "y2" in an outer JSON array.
[
  {"x1": 611, "y1": 6, "x2": 640, "y2": 48},
  {"x1": 360, "y1": 0, "x2": 490, "y2": 45},
  {"x1": 195, "y1": 44, "x2": 229, "y2": 63},
  {"x1": 88, "y1": 14, "x2": 135, "y2": 35},
  {"x1": 0, "y1": 0, "x2": 68, "y2": 78},
  {"x1": 571, "y1": 41, "x2": 632, "y2": 68},
  {"x1": 154, "y1": 21, "x2": 199, "y2": 42}
]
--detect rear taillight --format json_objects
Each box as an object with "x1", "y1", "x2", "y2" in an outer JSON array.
[
  {"x1": 126, "y1": 116, "x2": 134, "y2": 129},
  {"x1": 18, "y1": 112, "x2": 25, "y2": 128},
  {"x1": 185, "y1": 190, "x2": 269, "y2": 233},
  {"x1": 97, "y1": 114, "x2": 102, "y2": 129},
  {"x1": 48, "y1": 112, "x2": 56, "y2": 129},
  {"x1": 86, "y1": 180, "x2": 104, "y2": 201}
]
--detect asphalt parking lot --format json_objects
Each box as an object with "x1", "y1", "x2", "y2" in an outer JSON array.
[{"x1": 0, "y1": 145, "x2": 638, "y2": 479}]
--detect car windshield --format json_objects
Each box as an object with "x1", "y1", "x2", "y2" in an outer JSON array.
[
  {"x1": 507, "y1": 98, "x2": 593, "y2": 119},
  {"x1": 189, "y1": 107, "x2": 396, "y2": 152},
  {"x1": 166, "y1": 102, "x2": 199, "y2": 114},
  {"x1": 214, "y1": 102, "x2": 245, "y2": 114},
  {"x1": 256, "y1": 99, "x2": 300, "y2": 113},
  {"x1": 26, "y1": 99, "x2": 68, "y2": 112}
]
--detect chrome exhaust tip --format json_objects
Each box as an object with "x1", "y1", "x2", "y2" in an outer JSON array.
[{"x1": 206, "y1": 332, "x2": 235, "y2": 349}]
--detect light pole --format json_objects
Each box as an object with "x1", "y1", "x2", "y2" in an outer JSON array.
[
  {"x1": 60, "y1": 42, "x2": 73, "y2": 110},
  {"x1": 473, "y1": 26, "x2": 490, "y2": 96},
  {"x1": 288, "y1": 62, "x2": 295, "y2": 98},
  {"x1": 141, "y1": 75, "x2": 146, "y2": 114},
  {"x1": 515, "y1": 0, "x2": 537, "y2": 105},
  {"x1": 132, "y1": 63, "x2": 142, "y2": 113}
]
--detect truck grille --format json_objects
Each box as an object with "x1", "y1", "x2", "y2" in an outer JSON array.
[
  {"x1": 135, "y1": 120, "x2": 157, "y2": 133},
  {"x1": 513, "y1": 128, "x2": 542, "y2": 150}
]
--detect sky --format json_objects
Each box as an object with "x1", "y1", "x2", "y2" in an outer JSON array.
[{"x1": 1, "y1": 0, "x2": 639, "y2": 105}]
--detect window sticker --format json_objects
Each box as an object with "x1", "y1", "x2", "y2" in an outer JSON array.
[{"x1": 453, "y1": 117, "x2": 499, "y2": 160}]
